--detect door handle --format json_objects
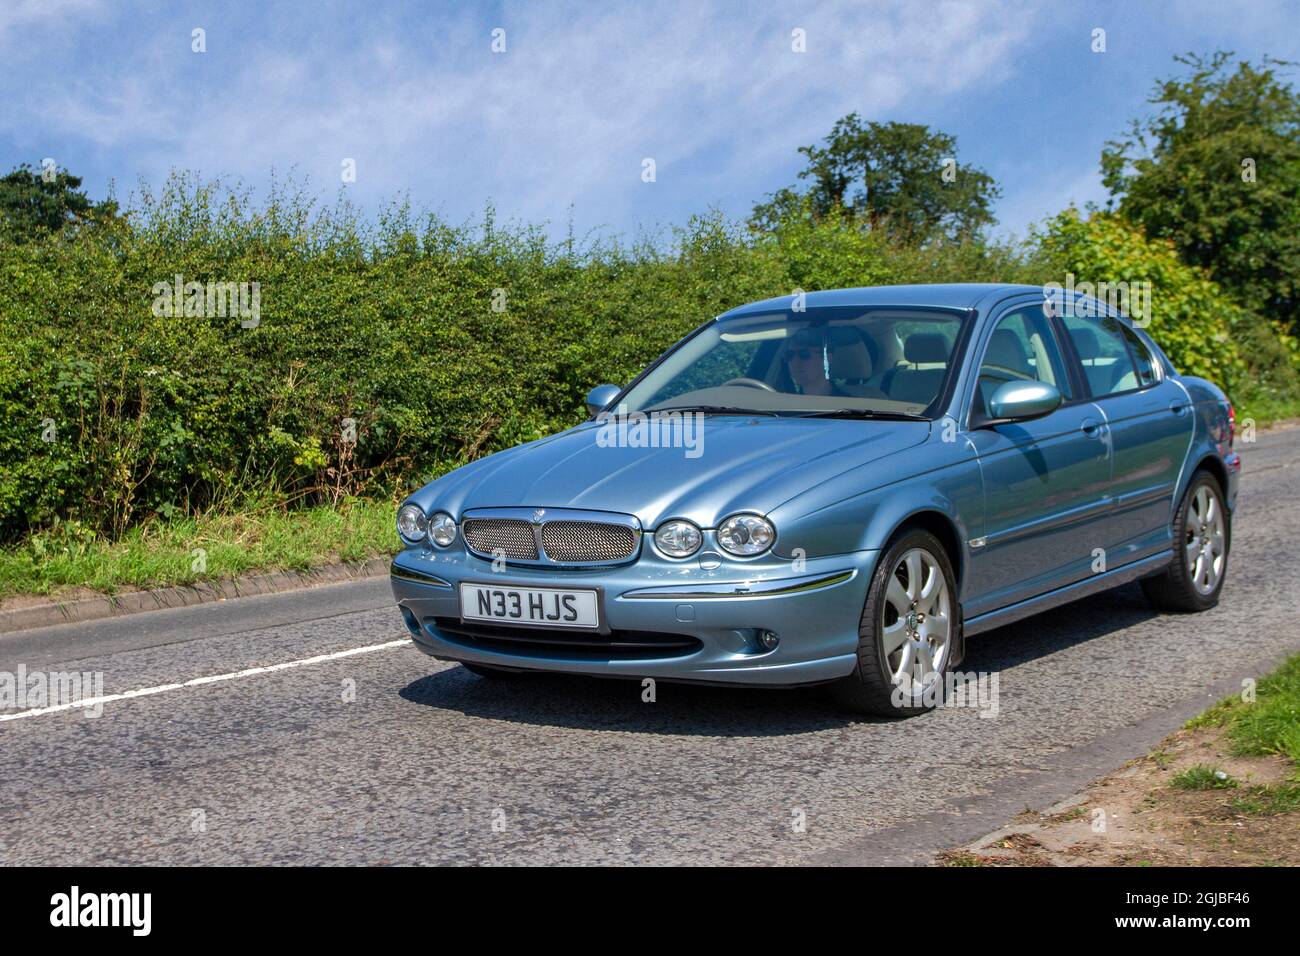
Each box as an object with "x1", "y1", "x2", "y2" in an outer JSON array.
[
  {"x1": 1169, "y1": 401, "x2": 1190, "y2": 415},
  {"x1": 1080, "y1": 417, "x2": 1104, "y2": 438}
]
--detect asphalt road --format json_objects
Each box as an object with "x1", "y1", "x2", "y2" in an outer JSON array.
[{"x1": 2, "y1": 428, "x2": 1297, "y2": 866}]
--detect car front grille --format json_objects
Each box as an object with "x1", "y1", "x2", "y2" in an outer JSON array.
[
  {"x1": 461, "y1": 518, "x2": 538, "y2": 560},
  {"x1": 539, "y1": 521, "x2": 637, "y2": 562},
  {"x1": 460, "y1": 510, "x2": 641, "y2": 566}
]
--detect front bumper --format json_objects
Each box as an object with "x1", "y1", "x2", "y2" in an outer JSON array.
[{"x1": 389, "y1": 545, "x2": 875, "y2": 686}]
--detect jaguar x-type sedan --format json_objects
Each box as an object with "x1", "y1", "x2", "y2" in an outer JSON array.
[{"x1": 391, "y1": 284, "x2": 1239, "y2": 715}]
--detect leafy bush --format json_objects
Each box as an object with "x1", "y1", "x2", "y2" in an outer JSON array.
[
  {"x1": 1035, "y1": 209, "x2": 1297, "y2": 419},
  {"x1": 0, "y1": 183, "x2": 782, "y2": 539},
  {"x1": 0, "y1": 177, "x2": 1296, "y2": 542}
]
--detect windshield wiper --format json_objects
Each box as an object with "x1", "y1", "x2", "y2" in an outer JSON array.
[
  {"x1": 791, "y1": 408, "x2": 930, "y2": 421},
  {"x1": 651, "y1": 405, "x2": 781, "y2": 416}
]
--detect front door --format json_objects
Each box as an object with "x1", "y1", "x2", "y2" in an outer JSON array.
[{"x1": 963, "y1": 301, "x2": 1113, "y2": 617}]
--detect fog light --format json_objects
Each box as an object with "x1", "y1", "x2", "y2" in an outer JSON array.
[{"x1": 759, "y1": 630, "x2": 780, "y2": 650}]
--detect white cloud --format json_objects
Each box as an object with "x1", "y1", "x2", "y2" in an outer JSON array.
[
  {"x1": 0, "y1": 0, "x2": 104, "y2": 49},
  {"x1": 1, "y1": 0, "x2": 1044, "y2": 233}
]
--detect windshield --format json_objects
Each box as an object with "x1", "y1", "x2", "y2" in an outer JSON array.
[{"x1": 618, "y1": 308, "x2": 967, "y2": 417}]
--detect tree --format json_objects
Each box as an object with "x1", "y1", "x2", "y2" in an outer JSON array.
[
  {"x1": 0, "y1": 163, "x2": 119, "y2": 241},
  {"x1": 1037, "y1": 208, "x2": 1299, "y2": 420},
  {"x1": 1101, "y1": 52, "x2": 1300, "y2": 335},
  {"x1": 751, "y1": 116, "x2": 1000, "y2": 243}
]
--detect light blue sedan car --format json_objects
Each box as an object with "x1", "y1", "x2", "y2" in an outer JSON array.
[{"x1": 391, "y1": 284, "x2": 1239, "y2": 715}]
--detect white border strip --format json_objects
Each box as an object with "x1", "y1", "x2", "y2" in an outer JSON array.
[{"x1": 0, "y1": 639, "x2": 412, "y2": 722}]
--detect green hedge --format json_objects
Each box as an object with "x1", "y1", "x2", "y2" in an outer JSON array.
[{"x1": 0, "y1": 180, "x2": 1293, "y2": 541}]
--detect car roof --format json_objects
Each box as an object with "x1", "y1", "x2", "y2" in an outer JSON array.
[{"x1": 716, "y1": 283, "x2": 1042, "y2": 320}]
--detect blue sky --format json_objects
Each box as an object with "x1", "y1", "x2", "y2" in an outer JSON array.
[{"x1": 3, "y1": 0, "x2": 1298, "y2": 244}]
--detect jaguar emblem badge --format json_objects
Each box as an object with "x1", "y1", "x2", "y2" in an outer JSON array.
[{"x1": 531, "y1": 508, "x2": 546, "y2": 525}]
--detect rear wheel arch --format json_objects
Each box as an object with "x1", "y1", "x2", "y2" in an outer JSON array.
[
  {"x1": 1143, "y1": 467, "x2": 1229, "y2": 612},
  {"x1": 1171, "y1": 453, "x2": 1231, "y2": 535},
  {"x1": 1191, "y1": 454, "x2": 1229, "y2": 506}
]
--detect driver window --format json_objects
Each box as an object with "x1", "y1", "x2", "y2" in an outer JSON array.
[{"x1": 977, "y1": 306, "x2": 1072, "y2": 416}]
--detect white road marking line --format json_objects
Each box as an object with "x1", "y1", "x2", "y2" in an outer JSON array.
[{"x1": 0, "y1": 639, "x2": 412, "y2": 723}]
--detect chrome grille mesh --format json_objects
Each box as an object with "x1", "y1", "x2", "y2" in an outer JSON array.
[
  {"x1": 540, "y1": 521, "x2": 638, "y2": 562},
  {"x1": 462, "y1": 518, "x2": 538, "y2": 560},
  {"x1": 461, "y1": 513, "x2": 639, "y2": 564}
]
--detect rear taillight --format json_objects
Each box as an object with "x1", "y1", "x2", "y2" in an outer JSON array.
[{"x1": 1226, "y1": 402, "x2": 1235, "y2": 448}]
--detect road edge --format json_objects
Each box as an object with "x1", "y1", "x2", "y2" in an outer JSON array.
[
  {"x1": 805, "y1": 647, "x2": 1296, "y2": 867},
  {"x1": 0, "y1": 557, "x2": 392, "y2": 635}
]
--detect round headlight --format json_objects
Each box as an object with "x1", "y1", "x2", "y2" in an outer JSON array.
[
  {"x1": 396, "y1": 504, "x2": 428, "y2": 544},
  {"x1": 428, "y1": 512, "x2": 457, "y2": 548},
  {"x1": 654, "y1": 519, "x2": 703, "y2": 558},
  {"x1": 717, "y1": 513, "x2": 775, "y2": 556}
]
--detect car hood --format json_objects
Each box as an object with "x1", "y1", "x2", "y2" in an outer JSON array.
[{"x1": 411, "y1": 416, "x2": 931, "y2": 529}]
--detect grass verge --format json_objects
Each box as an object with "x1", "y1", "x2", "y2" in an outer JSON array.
[
  {"x1": 1186, "y1": 653, "x2": 1300, "y2": 771},
  {"x1": 0, "y1": 497, "x2": 400, "y2": 602}
]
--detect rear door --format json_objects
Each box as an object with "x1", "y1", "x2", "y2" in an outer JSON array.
[
  {"x1": 1056, "y1": 309, "x2": 1193, "y2": 566},
  {"x1": 962, "y1": 298, "x2": 1113, "y2": 617}
]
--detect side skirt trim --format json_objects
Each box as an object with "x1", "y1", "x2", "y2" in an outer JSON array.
[{"x1": 963, "y1": 550, "x2": 1172, "y2": 637}]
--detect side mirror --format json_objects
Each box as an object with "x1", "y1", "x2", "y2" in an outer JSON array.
[
  {"x1": 585, "y1": 383, "x2": 621, "y2": 416},
  {"x1": 986, "y1": 380, "x2": 1061, "y2": 423}
]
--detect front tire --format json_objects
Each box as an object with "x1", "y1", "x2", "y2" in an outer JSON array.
[
  {"x1": 830, "y1": 529, "x2": 958, "y2": 717},
  {"x1": 1141, "y1": 470, "x2": 1230, "y2": 612}
]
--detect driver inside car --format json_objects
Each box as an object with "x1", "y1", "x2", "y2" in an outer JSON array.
[
  {"x1": 782, "y1": 328, "x2": 841, "y2": 396},
  {"x1": 780, "y1": 326, "x2": 887, "y2": 399}
]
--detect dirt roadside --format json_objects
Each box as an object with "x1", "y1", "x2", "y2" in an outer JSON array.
[{"x1": 937, "y1": 721, "x2": 1299, "y2": 867}]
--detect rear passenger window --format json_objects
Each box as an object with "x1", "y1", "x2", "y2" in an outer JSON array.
[
  {"x1": 1119, "y1": 324, "x2": 1159, "y2": 388},
  {"x1": 1060, "y1": 314, "x2": 1140, "y2": 397}
]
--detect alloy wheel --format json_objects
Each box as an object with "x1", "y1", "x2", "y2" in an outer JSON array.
[
  {"x1": 881, "y1": 547, "x2": 952, "y2": 695},
  {"x1": 1186, "y1": 484, "x2": 1226, "y2": 595}
]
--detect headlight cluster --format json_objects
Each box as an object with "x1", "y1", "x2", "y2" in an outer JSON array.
[
  {"x1": 654, "y1": 520, "x2": 703, "y2": 558},
  {"x1": 396, "y1": 504, "x2": 427, "y2": 544},
  {"x1": 717, "y1": 514, "x2": 775, "y2": 555},
  {"x1": 428, "y1": 512, "x2": 457, "y2": 547},
  {"x1": 653, "y1": 513, "x2": 775, "y2": 558},
  {"x1": 396, "y1": 504, "x2": 457, "y2": 548}
]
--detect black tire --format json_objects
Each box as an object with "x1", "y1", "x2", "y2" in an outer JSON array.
[
  {"x1": 461, "y1": 662, "x2": 527, "y2": 679},
  {"x1": 829, "y1": 528, "x2": 959, "y2": 717},
  {"x1": 1140, "y1": 470, "x2": 1230, "y2": 612}
]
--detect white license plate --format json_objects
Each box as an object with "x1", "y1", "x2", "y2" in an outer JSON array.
[{"x1": 459, "y1": 583, "x2": 600, "y2": 629}]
